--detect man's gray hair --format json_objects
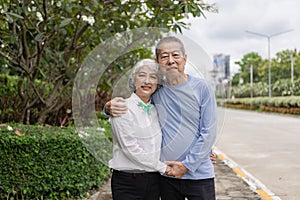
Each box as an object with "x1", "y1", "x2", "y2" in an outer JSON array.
[
  {"x1": 128, "y1": 59, "x2": 163, "y2": 92},
  {"x1": 155, "y1": 36, "x2": 186, "y2": 59}
]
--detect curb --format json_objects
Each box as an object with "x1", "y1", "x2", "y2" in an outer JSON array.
[{"x1": 214, "y1": 147, "x2": 281, "y2": 200}]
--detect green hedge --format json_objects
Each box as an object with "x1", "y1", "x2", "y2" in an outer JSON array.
[
  {"x1": 223, "y1": 96, "x2": 300, "y2": 107},
  {"x1": 0, "y1": 124, "x2": 110, "y2": 200},
  {"x1": 218, "y1": 96, "x2": 300, "y2": 115}
]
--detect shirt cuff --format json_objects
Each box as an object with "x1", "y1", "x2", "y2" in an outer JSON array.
[
  {"x1": 160, "y1": 163, "x2": 168, "y2": 175},
  {"x1": 102, "y1": 106, "x2": 111, "y2": 117},
  {"x1": 182, "y1": 161, "x2": 194, "y2": 173}
]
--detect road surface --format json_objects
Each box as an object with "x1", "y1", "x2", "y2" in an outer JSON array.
[{"x1": 215, "y1": 107, "x2": 300, "y2": 200}]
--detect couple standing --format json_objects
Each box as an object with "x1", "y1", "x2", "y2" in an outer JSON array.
[{"x1": 105, "y1": 36, "x2": 217, "y2": 200}]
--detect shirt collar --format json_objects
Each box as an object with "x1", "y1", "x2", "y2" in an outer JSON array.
[{"x1": 131, "y1": 92, "x2": 153, "y2": 105}]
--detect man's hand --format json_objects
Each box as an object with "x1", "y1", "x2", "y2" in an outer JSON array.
[
  {"x1": 165, "y1": 165, "x2": 172, "y2": 175},
  {"x1": 165, "y1": 161, "x2": 188, "y2": 178},
  {"x1": 210, "y1": 152, "x2": 217, "y2": 164},
  {"x1": 105, "y1": 97, "x2": 127, "y2": 117}
]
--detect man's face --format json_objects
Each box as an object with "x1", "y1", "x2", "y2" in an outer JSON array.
[{"x1": 156, "y1": 41, "x2": 187, "y2": 77}]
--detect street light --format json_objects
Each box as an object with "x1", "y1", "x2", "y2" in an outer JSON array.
[{"x1": 245, "y1": 29, "x2": 293, "y2": 97}]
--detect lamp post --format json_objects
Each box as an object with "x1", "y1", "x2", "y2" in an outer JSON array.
[
  {"x1": 245, "y1": 29, "x2": 293, "y2": 97},
  {"x1": 250, "y1": 64, "x2": 253, "y2": 98},
  {"x1": 291, "y1": 53, "x2": 294, "y2": 85}
]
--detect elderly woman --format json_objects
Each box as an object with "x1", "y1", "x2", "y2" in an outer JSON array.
[{"x1": 108, "y1": 59, "x2": 171, "y2": 200}]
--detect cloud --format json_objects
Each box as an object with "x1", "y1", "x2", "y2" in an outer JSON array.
[{"x1": 182, "y1": 0, "x2": 299, "y2": 69}]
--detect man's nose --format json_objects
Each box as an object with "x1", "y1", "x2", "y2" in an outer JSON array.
[{"x1": 167, "y1": 54, "x2": 175, "y2": 64}]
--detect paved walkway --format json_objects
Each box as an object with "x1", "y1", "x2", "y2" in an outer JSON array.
[
  {"x1": 214, "y1": 159, "x2": 262, "y2": 200},
  {"x1": 89, "y1": 157, "x2": 262, "y2": 200}
]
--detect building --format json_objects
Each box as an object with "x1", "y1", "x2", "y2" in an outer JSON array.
[{"x1": 211, "y1": 54, "x2": 231, "y2": 98}]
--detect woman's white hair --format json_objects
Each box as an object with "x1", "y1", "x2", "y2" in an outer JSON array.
[{"x1": 128, "y1": 59, "x2": 163, "y2": 92}]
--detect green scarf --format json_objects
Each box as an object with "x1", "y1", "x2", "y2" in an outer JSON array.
[{"x1": 137, "y1": 101, "x2": 153, "y2": 115}]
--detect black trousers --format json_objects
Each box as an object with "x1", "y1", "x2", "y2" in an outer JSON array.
[
  {"x1": 111, "y1": 170, "x2": 160, "y2": 200},
  {"x1": 159, "y1": 175, "x2": 216, "y2": 200}
]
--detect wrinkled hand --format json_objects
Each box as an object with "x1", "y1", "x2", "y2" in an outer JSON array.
[
  {"x1": 165, "y1": 161, "x2": 188, "y2": 178},
  {"x1": 105, "y1": 97, "x2": 127, "y2": 117},
  {"x1": 210, "y1": 152, "x2": 217, "y2": 164},
  {"x1": 165, "y1": 165, "x2": 172, "y2": 175}
]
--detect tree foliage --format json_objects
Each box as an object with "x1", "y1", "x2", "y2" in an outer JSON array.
[
  {"x1": 232, "y1": 49, "x2": 300, "y2": 98},
  {"x1": 233, "y1": 49, "x2": 300, "y2": 86},
  {"x1": 233, "y1": 52, "x2": 265, "y2": 85},
  {"x1": 0, "y1": 0, "x2": 217, "y2": 125},
  {"x1": 272, "y1": 49, "x2": 300, "y2": 83}
]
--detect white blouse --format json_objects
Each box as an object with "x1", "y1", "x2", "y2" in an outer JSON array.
[{"x1": 108, "y1": 93, "x2": 166, "y2": 174}]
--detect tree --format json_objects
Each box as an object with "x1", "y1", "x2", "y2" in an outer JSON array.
[
  {"x1": 234, "y1": 52, "x2": 265, "y2": 85},
  {"x1": 0, "y1": 0, "x2": 217, "y2": 125},
  {"x1": 272, "y1": 49, "x2": 300, "y2": 83},
  {"x1": 232, "y1": 49, "x2": 300, "y2": 97}
]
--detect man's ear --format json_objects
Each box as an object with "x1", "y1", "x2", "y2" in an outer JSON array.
[
  {"x1": 184, "y1": 54, "x2": 187, "y2": 60},
  {"x1": 183, "y1": 54, "x2": 187, "y2": 64}
]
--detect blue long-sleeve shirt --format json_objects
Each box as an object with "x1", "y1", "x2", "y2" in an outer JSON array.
[{"x1": 152, "y1": 75, "x2": 217, "y2": 180}]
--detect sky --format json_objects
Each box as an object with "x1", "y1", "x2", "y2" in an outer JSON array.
[{"x1": 182, "y1": 0, "x2": 300, "y2": 74}]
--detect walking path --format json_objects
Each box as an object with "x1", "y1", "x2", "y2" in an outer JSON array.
[{"x1": 88, "y1": 156, "x2": 263, "y2": 200}]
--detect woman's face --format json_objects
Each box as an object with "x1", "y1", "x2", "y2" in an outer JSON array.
[{"x1": 134, "y1": 66, "x2": 159, "y2": 100}]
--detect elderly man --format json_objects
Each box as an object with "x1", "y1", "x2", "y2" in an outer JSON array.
[{"x1": 106, "y1": 36, "x2": 217, "y2": 200}]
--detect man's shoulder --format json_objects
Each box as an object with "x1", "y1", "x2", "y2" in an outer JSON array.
[
  {"x1": 188, "y1": 75, "x2": 209, "y2": 87},
  {"x1": 188, "y1": 74, "x2": 204, "y2": 81}
]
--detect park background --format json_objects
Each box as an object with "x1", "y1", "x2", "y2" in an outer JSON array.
[{"x1": 1, "y1": 0, "x2": 299, "y2": 199}]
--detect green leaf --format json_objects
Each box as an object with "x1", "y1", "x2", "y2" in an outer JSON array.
[
  {"x1": 92, "y1": 0, "x2": 99, "y2": 7},
  {"x1": 39, "y1": 67, "x2": 46, "y2": 78},
  {"x1": 6, "y1": 14, "x2": 14, "y2": 23},
  {"x1": 59, "y1": 18, "x2": 72, "y2": 28},
  {"x1": 34, "y1": 33, "x2": 44, "y2": 42},
  {"x1": 130, "y1": 4, "x2": 137, "y2": 14},
  {"x1": 6, "y1": 12, "x2": 24, "y2": 20},
  {"x1": 84, "y1": 6, "x2": 92, "y2": 13}
]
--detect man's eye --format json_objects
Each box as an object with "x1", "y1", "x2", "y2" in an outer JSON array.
[{"x1": 150, "y1": 75, "x2": 157, "y2": 79}]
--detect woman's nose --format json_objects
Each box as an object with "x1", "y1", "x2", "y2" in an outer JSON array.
[{"x1": 144, "y1": 75, "x2": 150, "y2": 84}]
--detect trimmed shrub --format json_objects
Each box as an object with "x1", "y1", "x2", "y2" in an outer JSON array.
[
  {"x1": 0, "y1": 124, "x2": 110, "y2": 200},
  {"x1": 219, "y1": 96, "x2": 300, "y2": 115}
]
